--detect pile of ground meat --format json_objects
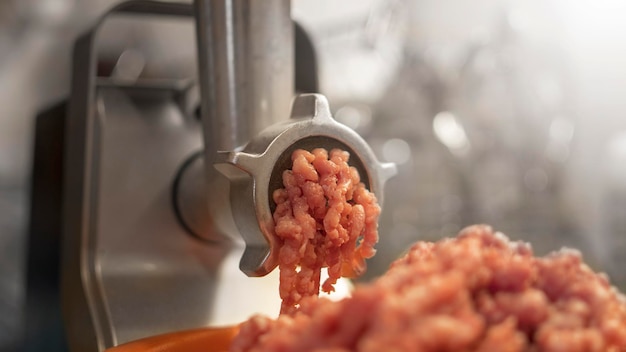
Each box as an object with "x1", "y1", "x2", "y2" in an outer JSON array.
[
  {"x1": 231, "y1": 225, "x2": 626, "y2": 352},
  {"x1": 271, "y1": 148, "x2": 380, "y2": 314}
]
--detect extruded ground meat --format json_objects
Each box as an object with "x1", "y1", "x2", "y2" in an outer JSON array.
[
  {"x1": 271, "y1": 148, "x2": 380, "y2": 314},
  {"x1": 231, "y1": 225, "x2": 626, "y2": 352}
]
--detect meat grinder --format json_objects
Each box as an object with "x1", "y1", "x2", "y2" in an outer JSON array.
[{"x1": 31, "y1": 1, "x2": 395, "y2": 351}]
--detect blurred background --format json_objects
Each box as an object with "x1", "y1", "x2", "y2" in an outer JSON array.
[{"x1": 2, "y1": 0, "x2": 626, "y2": 350}]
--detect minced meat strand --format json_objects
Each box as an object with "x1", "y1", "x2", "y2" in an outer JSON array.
[
  {"x1": 231, "y1": 225, "x2": 626, "y2": 352},
  {"x1": 271, "y1": 148, "x2": 380, "y2": 314}
]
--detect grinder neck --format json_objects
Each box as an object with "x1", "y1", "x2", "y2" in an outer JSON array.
[{"x1": 193, "y1": 0, "x2": 294, "y2": 159}]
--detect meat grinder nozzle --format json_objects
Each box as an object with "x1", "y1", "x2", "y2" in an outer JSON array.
[
  {"x1": 175, "y1": 0, "x2": 396, "y2": 278},
  {"x1": 215, "y1": 94, "x2": 397, "y2": 276}
]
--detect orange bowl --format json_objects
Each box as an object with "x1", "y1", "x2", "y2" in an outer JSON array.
[{"x1": 104, "y1": 326, "x2": 239, "y2": 352}]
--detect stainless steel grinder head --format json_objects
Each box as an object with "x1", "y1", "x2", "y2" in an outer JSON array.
[{"x1": 215, "y1": 93, "x2": 397, "y2": 277}]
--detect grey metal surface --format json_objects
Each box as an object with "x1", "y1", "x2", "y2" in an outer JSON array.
[
  {"x1": 94, "y1": 86, "x2": 281, "y2": 345},
  {"x1": 191, "y1": 0, "x2": 294, "y2": 242},
  {"x1": 215, "y1": 94, "x2": 396, "y2": 276}
]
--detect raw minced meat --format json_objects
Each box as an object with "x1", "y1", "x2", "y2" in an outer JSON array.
[
  {"x1": 231, "y1": 225, "x2": 626, "y2": 352},
  {"x1": 271, "y1": 148, "x2": 380, "y2": 314}
]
